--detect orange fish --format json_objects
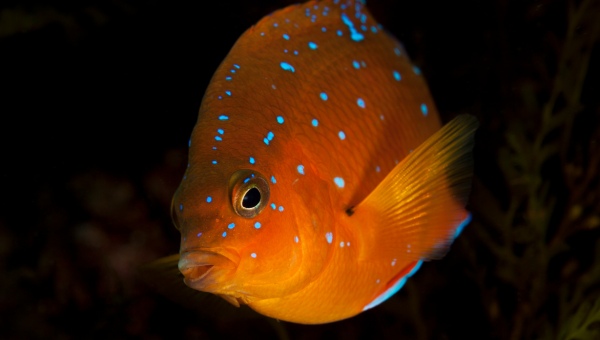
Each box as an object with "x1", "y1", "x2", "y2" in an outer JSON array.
[{"x1": 168, "y1": 0, "x2": 478, "y2": 324}]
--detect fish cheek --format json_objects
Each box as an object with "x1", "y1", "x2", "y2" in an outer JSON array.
[
  {"x1": 290, "y1": 165, "x2": 338, "y2": 283},
  {"x1": 226, "y1": 213, "x2": 305, "y2": 299},
  {"x1": 224, "y1": 169, "x2": 331, "y2": 300}
]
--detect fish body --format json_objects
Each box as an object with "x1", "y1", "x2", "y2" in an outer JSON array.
[{"x1": 170, "y1": 0, "x2": 478, "y2": 324}]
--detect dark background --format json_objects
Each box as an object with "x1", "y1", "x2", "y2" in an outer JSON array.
[{"x1": 1, "y1": 0, "x2": 599, "y2": 339}]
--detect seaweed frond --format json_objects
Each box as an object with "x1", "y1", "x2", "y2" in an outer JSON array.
[{"x1": 467, "y1": 0, "x2": 600, "y2": 338}]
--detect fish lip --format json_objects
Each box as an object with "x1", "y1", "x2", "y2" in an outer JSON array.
[{"x1": 178, "y1": 249, "x2": 238, "y2": 287}]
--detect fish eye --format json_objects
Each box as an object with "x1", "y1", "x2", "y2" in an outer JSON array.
[
  {"x1": 229, "y1": 170, "x2": 270, "y2": 218},
  {"x1": 242, "y1": 187, "x2": 261, "y2": 209}
]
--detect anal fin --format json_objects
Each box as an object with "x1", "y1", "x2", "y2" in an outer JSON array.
[{"x1": 363, "y1": 260, "x2": 423, "y2": 311}]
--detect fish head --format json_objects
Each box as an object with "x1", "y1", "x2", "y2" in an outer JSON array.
[{"x1": 171, "y1": 113, "x2": 335, "y2": 306}]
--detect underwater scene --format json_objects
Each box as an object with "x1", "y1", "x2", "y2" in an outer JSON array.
[{"x1": 1, "y1": 0, "x2": 599, "y2": 339}]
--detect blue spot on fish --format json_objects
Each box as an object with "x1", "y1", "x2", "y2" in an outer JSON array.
[
  {"x1": 270, "y1": 203, "x2": 276, "y2": 210},
  {"x1": 222, "y1": 231, "x2": 227, "y2": 237},
  {"x1": 271, "y1": 175, "x2": 276, "y2": 184},
  {"x1": 197, "y1": 232, "x2": 202, "y2": 237},
  {"x1": 228, "y1": 223, "x2": 235, "y2": 229},
  {"x1": 393, "y1": 70, "x2": 401, "y2": 81},
  {"x1": 338, "y1": 131, "x2": 346, "y2": 140},
  {"x1": 218, "y1": 115, "x2": 229, "y2": 120},
  {"x1": 283, "y1": 33, "x2": 290, "y2": 40},
  {"x1": 179, "y1": 204, "x2": 183, "y2": 211},
  {"x1": 413, "y1": 65, "x2": 421, "y2": 75},
  {"x1": 312, "y1": 118, "x2": 319, "y2": 127},
  {"x1": 278, "y1": 206, "x2": 284, "y2": 212},
  {"x1": 206, "y1": 196, "x2": 212, "y2": 203},
  {"x1": 212, "y1": 160, "x2": 217, "y2": 165},
  {"x1": 276, "y1": 116, "x2": 284, "y2": 124},
  {"x1": 421, "y1": 103, "x2": 428, "y2": 116},
  {"x1": 357, "y1": 98, "x2": 365, "y2": 108},
  {"x1": 217, "y1": 129, "x2": 224, "y2": 135},
  {"x1": 308, "y1": 41, "x2": 318, "y2": 49},
  {"x1": 280, "y1": 62, "x2": 295, "y2": 72},
  {"x1": 340, "y1": 13, "x2": 364, "y2": 42},
  {"x1": 215, "y1": 136, "x2": 222, "y2": 141},
  {"x1": 326, "y1": 232, "x2": 333, "y2": 244},
  {"x1": 251, "y1": 253, "x2": 257, "y2": 258},
  {"x1": 320, "y1": 92, "x2": 328, "y2": 101},
  {"x1": 267, "y1": 131, "x2": 274, "y2": 140},
  {"x1": 249, "y1": 157, "x2": 256, "y2": 164},
  {"x1": 337, "y1": 30, "x2": 343, "y2": 36},
  {"x1": 334, "y1": 177, "x2": 345, "y2": 188},
  {"x1": 353, "y1": 60, "x2": 360, "y2": 69},
  {"x1": 233, "y1": 64, "x2": 240, "y2": 69},
  {"x1": 297, "y1": 165, "x2": 305, "y2": 175}
]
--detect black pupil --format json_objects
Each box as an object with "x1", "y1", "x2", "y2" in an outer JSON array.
[{"x1": 242, "y1": 188, "x2": 261, "y2": 209}]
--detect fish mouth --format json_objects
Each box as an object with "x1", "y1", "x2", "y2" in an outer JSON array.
[
  {"x1": 180, "y1": 263, "x2": 213, "y2": 282},
  {"x1": 178, "y1": 249, "x2": 238, "y2": 288}
]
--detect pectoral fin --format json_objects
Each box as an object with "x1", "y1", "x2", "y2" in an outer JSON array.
[{"x1": 352, "y1": 114, "x2": 478, "y2": 261}]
